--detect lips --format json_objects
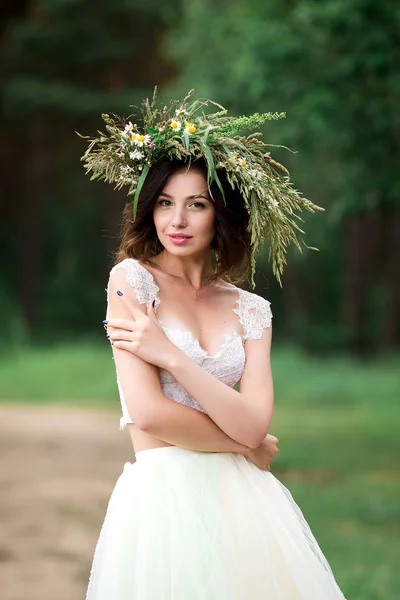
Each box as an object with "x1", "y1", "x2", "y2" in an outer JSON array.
[
  {"x1": 168, "y1": 234, "x2": 192, "y2": 239},
  {"x1": 167, "y1": 234, "x2": 192, "y2": 245}
]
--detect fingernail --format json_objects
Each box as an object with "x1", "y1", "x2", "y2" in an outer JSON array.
[
  {"x1": 152, "y1": 299, "x2": 155, "y2": 307},
  {"x1": 106, "y1": 334, "x2": 110, "y2": 339},
  {"x1": 102, "y1": 320, "x2": 108, "y2": 324},
  {"x1": 117, "y1": 290, "x2": 123, "y2": 297}
]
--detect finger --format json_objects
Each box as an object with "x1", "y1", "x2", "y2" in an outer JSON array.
[
  {"x1": 112, "y1": 340, "x2": 137, "y2": 352},
  {"x1": 115, "y1": 290, "x2": 146, "y2": 320},
  {"x1": 268, "y1": 435, "x2": 279, "y2": 443},
  {"x1": 109, "y1": 330, "x2": 135, "y2": 342},
  {"x1": 106, "y1": 318, "x2": 136, "y2": 331},
  {"x1": 146, "y1": 299, "x2": 158, "y2": 321}
]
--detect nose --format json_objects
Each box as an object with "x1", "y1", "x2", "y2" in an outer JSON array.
[{"x1": 171, "y1": 205, "x2": 187, "y2": 229}]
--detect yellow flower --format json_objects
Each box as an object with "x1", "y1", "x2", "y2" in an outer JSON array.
[
  {"x1": 170, "y1": 119, "x2": 181, "y2": 131},
  {"x1": 131, "y1": 133, "x2": 138, "y2": 142},
  {"x1": 185, "y1": 122, "x2": 197, "y2": 134}
]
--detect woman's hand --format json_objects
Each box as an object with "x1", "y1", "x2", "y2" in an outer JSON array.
[
  {"x1": 105, "y1": 292, "x2": 175, "y2": 369},
  {"x1": 244, "y1": 434, "x2": 279, "y2": 471}
]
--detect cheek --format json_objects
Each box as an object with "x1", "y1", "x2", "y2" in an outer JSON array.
[
  {"x1": 195, "y1": 218, "x2": 214, "y2": 239},
  {"x1": 152, "y1": 210, "x2": 166, "y2": 232},
  {"x1": 203, "y1": 212, "x2": 216, "y2": 238}
]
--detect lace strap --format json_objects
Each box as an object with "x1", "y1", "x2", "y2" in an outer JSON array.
[
  {"x1": 108, "y1": 258, "x2": 160, "y2": 307},
  {"x1": 233, "y1": 288, "x2": 272, "y2": 341}
]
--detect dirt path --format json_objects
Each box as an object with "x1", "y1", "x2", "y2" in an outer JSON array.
[{"x1": 0, "y1": 404, "x2": 133, "y2": 600}]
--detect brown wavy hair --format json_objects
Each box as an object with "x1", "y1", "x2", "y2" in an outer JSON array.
[{"x1": 115, "y1": 159, "x2": 252, "y2": 285}]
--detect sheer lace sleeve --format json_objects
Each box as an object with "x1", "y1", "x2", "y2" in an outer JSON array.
[
  {"x1": 234, "y1": 288, "x2": 273, "y2": 341},
  {"x1": 105, "y1": 258, "x2": 162, "y2": 429},
  {"x1": 107, "y1": 258, "x2": 160, "y2": 308}
]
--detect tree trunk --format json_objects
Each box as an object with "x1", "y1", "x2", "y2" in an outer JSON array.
[
  {"x1": 342, "y1": 209, "x2": 382, "y2": 355},
  {"x1": 19, "y1": 120, "x2": 50, "y2": 332},
  {"x1": 381, "y1": 203, "x2": 400, "y2": 348}
]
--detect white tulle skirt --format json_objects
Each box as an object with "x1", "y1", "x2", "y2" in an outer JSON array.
[{"x1": 86, "y1": 446, "x2": 346, "y2": 599}]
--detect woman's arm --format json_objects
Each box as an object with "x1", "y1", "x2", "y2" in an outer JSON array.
[
  {"x1": 107, "y1": 268, "x2": 250, "y2": 453},
  {"x1": 138, "y1": 394, "x2": 250, "y2": 453},
  {"x1": 157, "y1": 331, "x2": 274, "y2": 449}
]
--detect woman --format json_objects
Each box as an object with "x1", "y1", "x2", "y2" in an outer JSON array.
[{"x1": 82, "y1": 90, "x2": 346, "y2": 599}]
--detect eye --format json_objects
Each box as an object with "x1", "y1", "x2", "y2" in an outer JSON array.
[
  {"x1": 157, "y1": 199, "x2": 172, "y2": 207},
  {"x1": 190, "y1": 202, "x2": 206, "y2": 209}
]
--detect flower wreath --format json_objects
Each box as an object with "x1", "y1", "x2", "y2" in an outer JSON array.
[{"x1": 78, "y1": 88, "x2": 323, "y2": 286}]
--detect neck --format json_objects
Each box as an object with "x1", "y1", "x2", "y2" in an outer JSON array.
[{"x1": 152, "y1": 250, "x2": 215, "y2": 290}]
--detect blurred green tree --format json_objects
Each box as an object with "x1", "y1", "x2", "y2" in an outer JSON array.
[
  {"x1": 1, "y1": 0, "x2": 176, "y2": 340},
  {"x1": 1, "y1": 0, "x2": 398, "y2": 354},
  {"x1": 165, "y1": 0, "x2": 400, "y2": 352}
]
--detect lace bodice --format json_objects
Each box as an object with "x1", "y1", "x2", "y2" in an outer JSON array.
[{"x1": 107, "y1": 258, "x2": 272, "y2": 429}]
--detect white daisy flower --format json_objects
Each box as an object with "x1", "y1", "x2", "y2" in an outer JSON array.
[
  {"x1": 133, "y1": 134, "x2": 151, "y2": 147},
  {"x1": 123, "y1": 121, "x2": 134, "y2": 134},
  {"x1": 129, "y1": 150, "x2": 144, "y2": 160},
  {"x1": 175, "y1": 107, "x2": 188, "y2": 116},
  {"x1": 238, "y1": 157, "x2": 247, "y2": 167},
  {"x1": 170, "y1": 119, "x2": 181, "y2": 132}
]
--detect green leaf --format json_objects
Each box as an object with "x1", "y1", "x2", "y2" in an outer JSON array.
[
  {"x1": 220, "y1": 142, "x2": 234, "y2": 160},
  {"x1": 203, "y1": 125, "x2": 213, "y2": 145},
  {"x1": 198, "y1": 140, "x2": 225, "y2": 204},
  {"x1": 182, "y1": 129, "x2": 190, "y2": 152},
  {"x1": 213, "y1": 169, "x2": 226, "y2": 204},
  {"x1": 220, "y1": 138, "x2": 248, "y2": 153},
  {"x1": 133, "y1": 163, "x2": 150, "y2": 219}
]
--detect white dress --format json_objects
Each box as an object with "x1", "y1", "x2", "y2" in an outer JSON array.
[{"x1": 86, "y1": 258, "x2": 346, "y2": 600}]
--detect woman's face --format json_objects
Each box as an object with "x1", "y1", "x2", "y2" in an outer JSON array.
[{"x1": 153, "y1": 167, "x2": 216, "y2": 258}]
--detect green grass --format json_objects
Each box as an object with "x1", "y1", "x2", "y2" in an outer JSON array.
[
  {"x1": 0, "y1": 342, "x2": 118, "y2": 404},
  {"x1": 0, "y1": 343, "x2": 399, "y2": 598}
]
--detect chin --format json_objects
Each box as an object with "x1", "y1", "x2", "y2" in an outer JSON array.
[
  {"x1": 168, "y1": 246, "x2": 196, "y2": 255},
  {"x1": 164, "y1": 241, "x2": 212, "y2": 258}
]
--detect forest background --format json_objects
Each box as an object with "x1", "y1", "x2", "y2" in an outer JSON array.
[{"x1": 0, "y1": 1, "x2": 399, "y2": 600}]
